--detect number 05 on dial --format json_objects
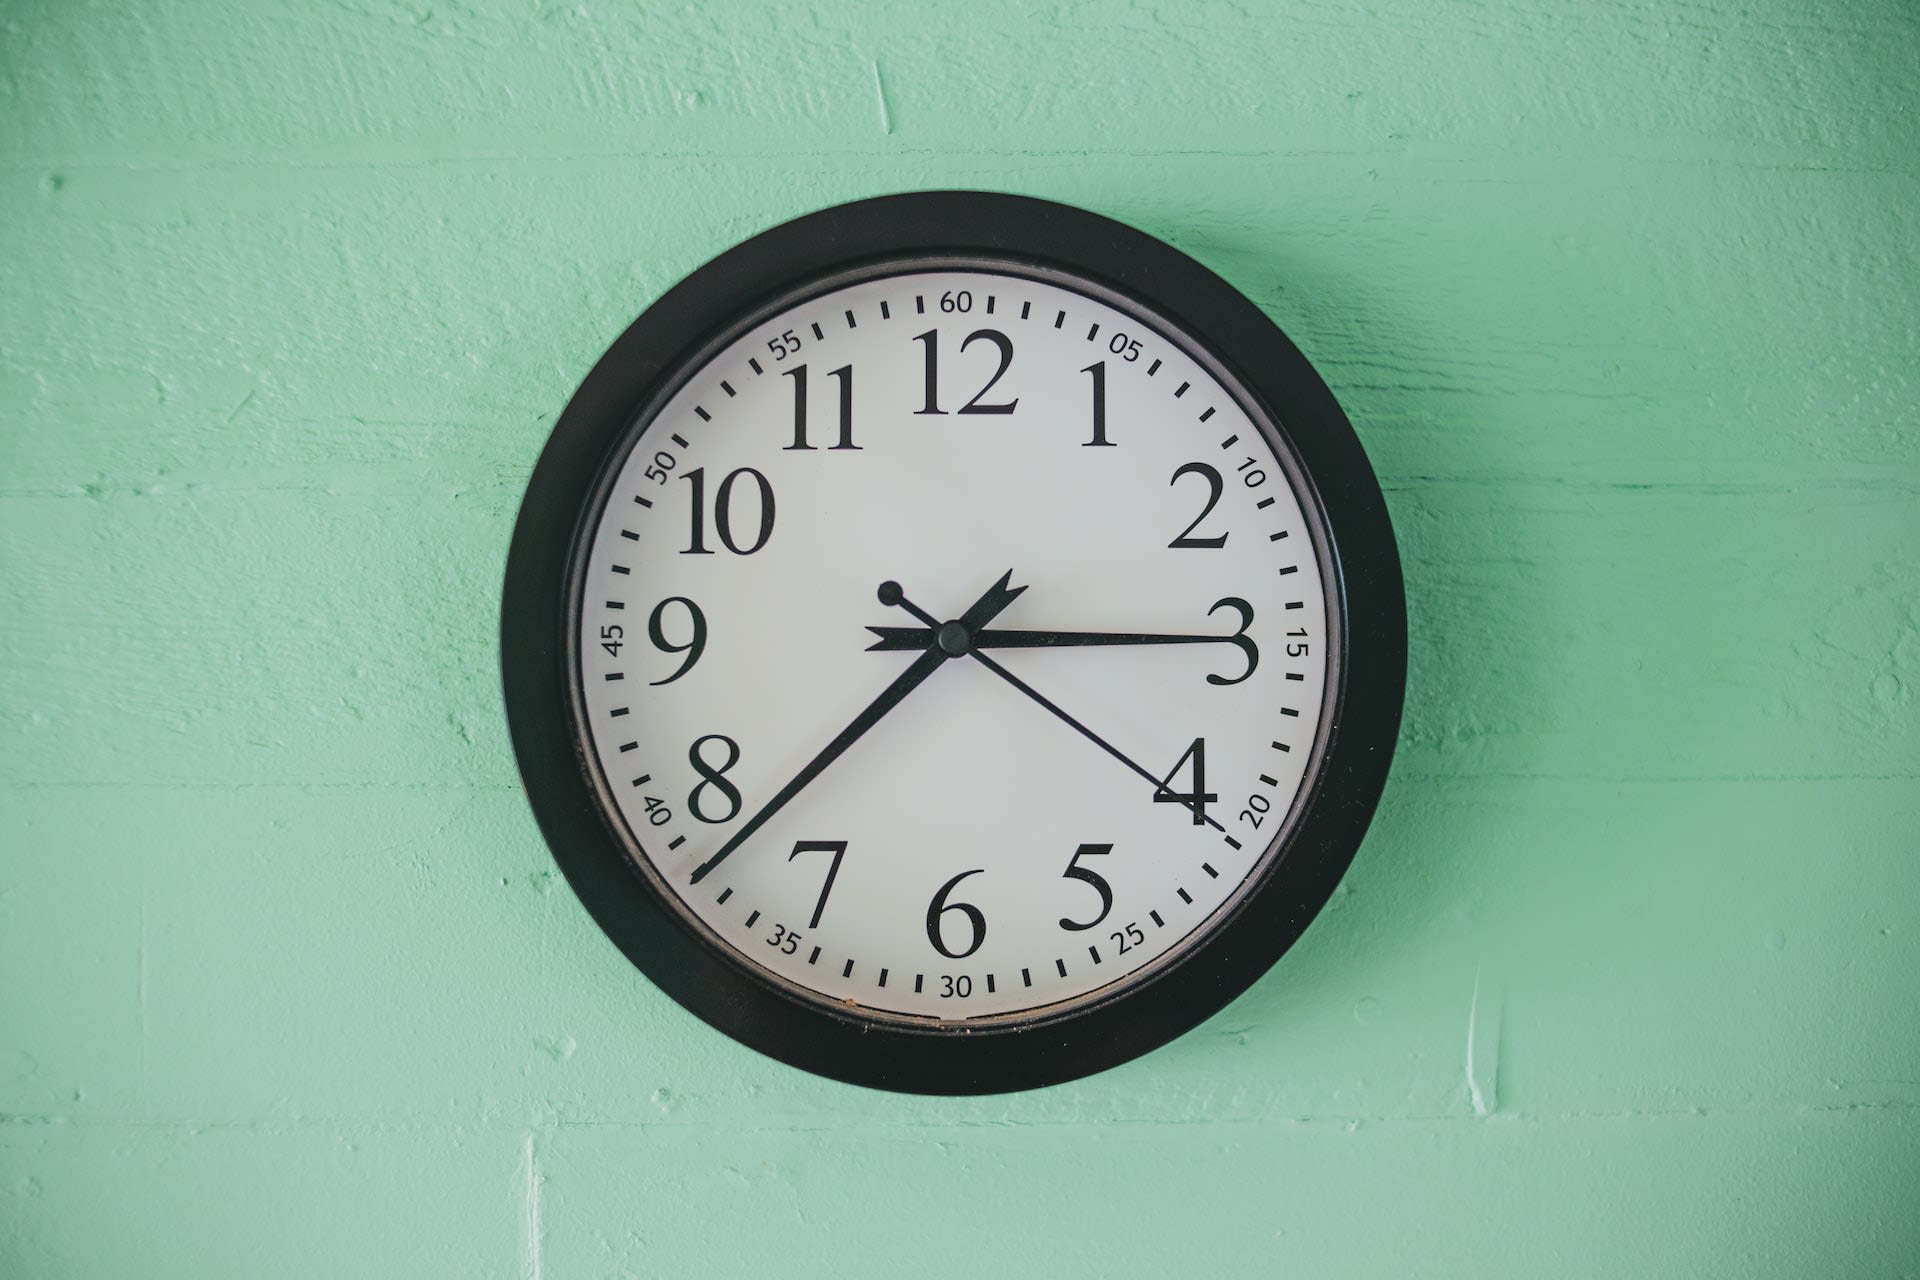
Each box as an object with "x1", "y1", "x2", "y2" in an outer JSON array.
[{"x1": 502, "y1": 193, "x2": 1405, "y2": 1094}]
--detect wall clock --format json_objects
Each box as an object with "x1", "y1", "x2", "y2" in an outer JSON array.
[{"x1": 501, "y1": 191, "x2": 1404, "y2": 1094}]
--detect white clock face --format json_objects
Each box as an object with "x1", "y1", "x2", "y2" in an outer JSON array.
[{"x1": 570, "y1": 263, "x2": 1335, "y2": 1023}]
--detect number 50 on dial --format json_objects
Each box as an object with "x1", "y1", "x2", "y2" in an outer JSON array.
[{"x1": 502, "y1": 192, "x2": 1405, "y2": 1094}]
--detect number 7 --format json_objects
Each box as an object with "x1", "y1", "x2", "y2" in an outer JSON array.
[{"x1": 789, "y1": 840, "x2": 848, "y2": 929}]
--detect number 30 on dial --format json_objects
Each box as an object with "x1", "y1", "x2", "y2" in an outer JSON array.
[{"x1": 503, "y1": 192, "x2": 1405, "y2": 1094}]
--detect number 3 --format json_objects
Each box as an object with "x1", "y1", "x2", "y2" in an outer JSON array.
[{"x1": 1206, "y1": 598, "x2": 1258, "y2": 686}]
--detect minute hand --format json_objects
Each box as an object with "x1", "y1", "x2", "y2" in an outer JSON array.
[{"x1": 867, "y1": 626, "x2": 1234, "y2": 652}]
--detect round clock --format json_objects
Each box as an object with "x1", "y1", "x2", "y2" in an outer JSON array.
[{"x1": 502, "y1": 191, "x2": 1404, "y2": 1094}]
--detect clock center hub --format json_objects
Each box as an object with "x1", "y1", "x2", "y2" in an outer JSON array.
[{"x1": 936, "y1": 620, "x2": 972, "y2": 656}]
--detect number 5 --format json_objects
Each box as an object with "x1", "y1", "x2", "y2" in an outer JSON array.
[{"x1": 1058, "y1": 843, "x2": 1114, "y2": 931}]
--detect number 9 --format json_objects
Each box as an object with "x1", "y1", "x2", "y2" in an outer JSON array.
[{"x1": 646, "y1": 596, "x2": 707, "y2": 685}]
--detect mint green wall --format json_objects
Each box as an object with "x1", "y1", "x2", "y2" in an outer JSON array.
[{"x1": 4, "y1": 1, "x2": 1917, "y2": 1275}]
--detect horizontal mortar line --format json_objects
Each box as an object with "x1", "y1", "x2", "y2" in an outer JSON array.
[
  {"x1": 4, "y1": 1101, "x2": 1914, "y2": 1134},
  {"x1": 0, "y1": 417, "x2": 539, "y2": 432},
  {"x1": 1344, "y1": 387, "x2": 1668, "y2": 404},
  {"x1": 1375, "y1": 477, "x2": 1920, "y2": 494},
  {"x1": 0, "y1": 483, "x2": 543, "y2": 500},
  {"x1": 0, "y1": 147, "x2": 1445, "y2": 175},
  {"x1": 0, "y1": 780, "x2": 527, "y2": 792},
  {"x1": 548, "y1": 1101, "x2": 1920, "y2": 1129},
  {"x1": 2, "y1": 147, "x2": 1910, "y2": 176},
  {"x1": 1389, "y1": 771, "x2": 1920, "y2": 783}
]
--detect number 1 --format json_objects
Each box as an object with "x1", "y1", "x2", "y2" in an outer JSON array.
[{"x1": 1082, "y1": 361, "x2": 1113, "y2": 446}]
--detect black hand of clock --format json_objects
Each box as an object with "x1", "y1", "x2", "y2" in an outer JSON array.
[
  {"x1": 866, "y1": 626, "x2": 1236, "y2": 652},
  {"x1": 881, "y1": 589, "x2": 1228, "y2": 833},
  {"x1": 686, "y1": 571, "x2": 1026, "y2": 885}
]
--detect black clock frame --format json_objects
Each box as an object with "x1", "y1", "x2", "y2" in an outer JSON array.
[{"x1": 501, "y1": 191, "x2": 1405, "y2": 1094}]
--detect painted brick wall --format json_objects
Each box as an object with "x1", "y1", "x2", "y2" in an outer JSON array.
[{"x1": 3, "y1": 1, "x2": 1916, "y2": 1275}]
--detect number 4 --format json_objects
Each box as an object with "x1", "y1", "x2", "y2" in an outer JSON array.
[{"x1": 1152, "y1": 738, "x2": 1217, "y2": 826}]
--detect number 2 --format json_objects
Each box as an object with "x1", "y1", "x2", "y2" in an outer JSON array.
[{"x1": 1168, "y1": 462, "x2": 1228, "y2": 548}]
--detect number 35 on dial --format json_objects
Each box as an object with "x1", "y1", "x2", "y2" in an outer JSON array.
[{"x1": 503, "y1": 192, "x2": 1405, "y2": 1094}]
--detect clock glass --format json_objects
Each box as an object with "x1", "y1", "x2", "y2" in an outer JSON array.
[
  {"x1": 572, "y1": 263, "x2": 1332, "y2": 1021},
  {"x1": 503, "y1": 192, "x2": 1404, "y2": 1093}
]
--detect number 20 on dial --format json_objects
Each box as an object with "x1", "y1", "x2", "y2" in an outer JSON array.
[{"x1": 502, "y1": 192, "x2": 1405, "y2": 1094}]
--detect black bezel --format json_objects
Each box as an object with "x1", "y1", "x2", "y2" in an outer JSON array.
[{"x1": 501, "y1": 191, "x2": 1406, "y2": 1094}]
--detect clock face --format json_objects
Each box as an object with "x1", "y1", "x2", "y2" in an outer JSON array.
[
  {"x1": 503, "y1": 192, "x2": 1404, "y2": 1092},
  {"x1": 572, "y1": 264, "x2": 1332, "y2": 1022}
]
